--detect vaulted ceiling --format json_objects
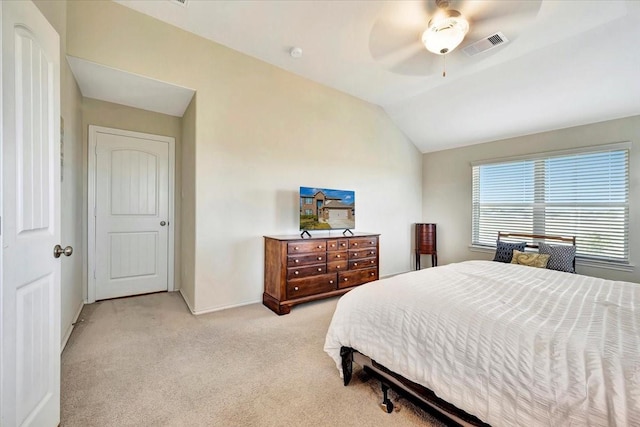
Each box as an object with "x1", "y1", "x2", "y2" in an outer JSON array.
[{"x1": 113, "y1": 0, "x2": 640, "y2": 153}]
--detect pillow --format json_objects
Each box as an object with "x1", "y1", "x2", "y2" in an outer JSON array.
[
  {"x1": 510, "y1": 250, "x2": 550, "y2": 268},
  {"x1": 493, "y1": 241, "x2": 527, "y2": 263},
  {"x1": 538, "y1": 242, "x2": 576, "y2": 273}
]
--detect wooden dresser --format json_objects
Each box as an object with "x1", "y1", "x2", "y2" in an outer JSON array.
[{"x1": 263, "y1": 233, "x2": 380, "y2": 315}]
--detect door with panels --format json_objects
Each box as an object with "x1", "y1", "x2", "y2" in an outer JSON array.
[
  {"x1": 1, "y1": 1, "x2": 62, "y2": 426},
  {"x1": 91, "y1": 127, "x2": 174, "y2": 301}
]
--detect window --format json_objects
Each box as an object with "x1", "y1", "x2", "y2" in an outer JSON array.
[
  {"x1": 472, "y1": 145, "x2": 630, "y2": 264},
  {"x1": 303, "y1": 198, "x2": 313, "y2": 204}
]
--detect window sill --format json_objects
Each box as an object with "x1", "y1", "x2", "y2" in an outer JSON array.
[{"x1": 468, "y1": 245, "x2": 635, "y2": 273}]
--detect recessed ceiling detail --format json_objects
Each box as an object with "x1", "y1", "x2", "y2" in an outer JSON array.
[
  {"x1": 368, "y1": 0, "x2": 542, "y2": 76},
  {"x1": 111, "y1": 1, "x2": 640, "y2": 152}
]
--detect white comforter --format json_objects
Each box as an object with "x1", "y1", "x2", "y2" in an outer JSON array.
[{"x1": 324, "y1": 261, "x2": 640, "y2": 427}]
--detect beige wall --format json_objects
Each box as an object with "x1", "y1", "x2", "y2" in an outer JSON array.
[
  {"x1": 81, "y1": 98, "x2": 184, "y2": 291},
  {"x1": 34, "y1": 0, "x2": 85, "y2": 347},
  {"x1": 423, "y1": 115, "x2": 640, "y2": 283},
  {"x1": 67, "y1": 1, "x2": 422, "y2": 313},
  {"x1": 180, "y1": 96, "x2": 197, "y2": 309}
]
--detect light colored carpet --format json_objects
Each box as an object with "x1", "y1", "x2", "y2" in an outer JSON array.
[{"x1": 61, "y1": 292, "x2": 447, "y2": 426}]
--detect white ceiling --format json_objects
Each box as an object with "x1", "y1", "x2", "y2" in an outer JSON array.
[{"x1": 111, "y1": 0, "x2": 640, "y2": 153}]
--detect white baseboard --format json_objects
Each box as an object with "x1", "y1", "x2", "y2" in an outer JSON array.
[
  {"x1": 178, "y1": 289, "x2": 260, "y2": 315},
  {"x1": 61, "y1": 301, "x2": 84, "y2": 353}
]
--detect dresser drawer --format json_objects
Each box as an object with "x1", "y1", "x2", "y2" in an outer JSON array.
[
  {"x1": 349, "y1": 258, "x2": 377, "y2": 270},
  {"x1": 416, "y1": 223, "x2": 436, "y2": 253},
  {"x1": 287, "y1": 253, "x2": 326, "y2": 266},
  {"x1": 326, "y1": 251, "x2": 347, "y2": 261},
  {"x1": 326, "y1": 240, "x2": 348, "y2": 251},
  {"x1": 287, "y1": 264, "x2": 326, "y2": 280},
  {"x1": 287, "y1": 274, "x2": 337, "y2": 298},
  {"x1": 327, "y1": 260, "x2": 348, "y2": 273},
  {"x1": 287, "y1": 241, "x2": 326, "y2": 254},
  {"x1": 349, "y1": 248, "x2": 377, "y2": 260},
  {"x1": 338, "y1": 268, "x2": 378, "y2": 289},
  {"x1": 349, "y1": 236, "x2": 377, "y2": 249},
  {"x1": 418, "y1": 243, "x2": 435, "y2": 253}
]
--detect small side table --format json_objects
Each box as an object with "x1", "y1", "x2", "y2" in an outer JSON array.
[{"x1": 415, "y1": 223, "x2": 437, "y2": 270}]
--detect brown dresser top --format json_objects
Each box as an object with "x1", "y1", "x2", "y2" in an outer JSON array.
[{"x1": 265, "y1": 232, "x2": 379, "y2": 241}]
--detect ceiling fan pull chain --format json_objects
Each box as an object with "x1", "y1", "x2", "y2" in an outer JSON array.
[{"x1": 442, "y1": 54, "x2": 446, "y2": 77}]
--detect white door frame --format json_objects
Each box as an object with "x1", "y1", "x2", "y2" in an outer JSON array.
[{"x1": 88, "y1": 125, "x2": 175, "y2": 303}]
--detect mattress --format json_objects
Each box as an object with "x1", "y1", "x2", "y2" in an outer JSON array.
[{"x1": 324, "y1": 260, "x2": 640, "y2": 426}]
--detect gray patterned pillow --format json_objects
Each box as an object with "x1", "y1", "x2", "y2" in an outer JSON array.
[
  {"x1": 493, "y1": 241, "x2": 527, "y2": 263},
  {"x1": 538, "y1": 242, "x2": 576, "y2": 273}
]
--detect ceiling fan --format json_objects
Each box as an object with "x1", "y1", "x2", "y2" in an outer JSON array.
[{"x1": 369, "y1": 0, "x2": 542, "y2": 77}]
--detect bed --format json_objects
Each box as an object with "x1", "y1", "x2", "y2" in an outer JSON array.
[{"x1": 324, "y1": 239, "x2": 640, "y2": 426}]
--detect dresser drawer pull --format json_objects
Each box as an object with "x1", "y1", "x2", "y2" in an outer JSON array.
[
  {"x1": 317, "y1": 268, "x2": 322, "y2": 272},
  {"x1": 336, "y1": 265, "x2": 341, "y2": 269},
  {"x1": 294, "y1": 271, "x2": 299, "y2": 275},
  {"x1": 294, "y1": 286, "x2": 299, "y2": 291},
  {"x1": 354, "y1": 263, "x2": 358, "y2": 266},
  {"x1": 317, "y1": 257, "x2": 322, "y2": 261},
  {"x1": 295, "y1": 259, "x2": 299, "y2": 263},
  {"x1": 317, "y1": 245, "x2": 322, "y2": 249},
  {"x1": 370, "y1": 251, "x2": 375, "y2": 255},
  {"x1": 337, "y1": 255, "x2": 341, "y2": 258},
  {"x1": 330, "y1": 244, "x2": 335, "y2": 248},
  {"x1": 341, "y1": 243, "x2": 346, "y2": 247},
  {"x1": 370, "y1": 272, "x2": 375, "y2": 276},
  {"x1": 343, "y1": 278, "x2": 348, "y2": 282},
  {"x1": 370, "y1": 241, "x2": 374, "y2": 244},
  {"x1": 370, "y1": 260, "x2": 374, "y2": 264},
  {"x1": 354, "y1": 253, "x2": 358, "y2": 256},
  {"x1": 294, "y1": 246, "x2": 299, "y2": 251},
  {"x1": 329, "y1": 280, "x2": 334, "y2": 284},
  {"x1": 353, "y1": 243, "x2": 358, "y2": 246}
]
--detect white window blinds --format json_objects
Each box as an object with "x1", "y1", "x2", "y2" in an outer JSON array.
[{"x1": 472, "y1": 146, "x2": 629, "y2": 263}]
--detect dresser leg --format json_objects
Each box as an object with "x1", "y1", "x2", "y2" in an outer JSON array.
[
  {"x1": 263, "y1": 293, "x2": 291, "y2": 315},
  {"x1": 432, "y1": 253, "x2": 437, "y2": 267},
  {"x1": 276, "y1": 304, "x2": 291, "y2": 315},
  {"x1": 415, "y1": 252, "x2": 421, "y2": 270}
]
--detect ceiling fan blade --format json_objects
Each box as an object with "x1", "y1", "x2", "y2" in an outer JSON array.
[
  {"x1": 388, "y1": 46, "x2": 441, "y2": 77},
  {"x1": 369, "y1": 1, "x2": 430, "y2": 60},
  {"x1": 378, "y1": 41, "x2": 425, "y2": 65},
  {"x1": 369, "y1": 20, "x2": 423, "y2": 60},
  {"x1": 460, "y1": 0, "x2": 542, "y2": 27}
]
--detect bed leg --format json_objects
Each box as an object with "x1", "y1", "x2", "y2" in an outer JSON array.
[
  {"x1": 380, "y1": 382, "x2": 394, "y2": 413},
  {"x1": 340, "y1": 347, "x2": 353, "y2": 386}
]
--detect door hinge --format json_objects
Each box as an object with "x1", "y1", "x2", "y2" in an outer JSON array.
[{"x1": 93, "y1": 268, "x2": 96, "y2": 279}]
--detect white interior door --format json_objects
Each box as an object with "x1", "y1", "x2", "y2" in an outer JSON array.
[
  {"x1": 93, "y1": 128, "x2": 172, "y2": 300},
  {"x1": 1, "y1": 1, "x2": 61, "y2": 426}
]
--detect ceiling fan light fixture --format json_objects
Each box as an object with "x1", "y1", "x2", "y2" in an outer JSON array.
[{"x1": 421, "y1": 10, "x2": 469, "y2": 55}]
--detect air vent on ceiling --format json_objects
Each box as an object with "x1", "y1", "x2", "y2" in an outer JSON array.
[
  {"x1": 169, "y1": 0, "x2": 188, "y2": 6},
  {"x1": 463, "y1": 32, "x2": 508, "y2": 57}
]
